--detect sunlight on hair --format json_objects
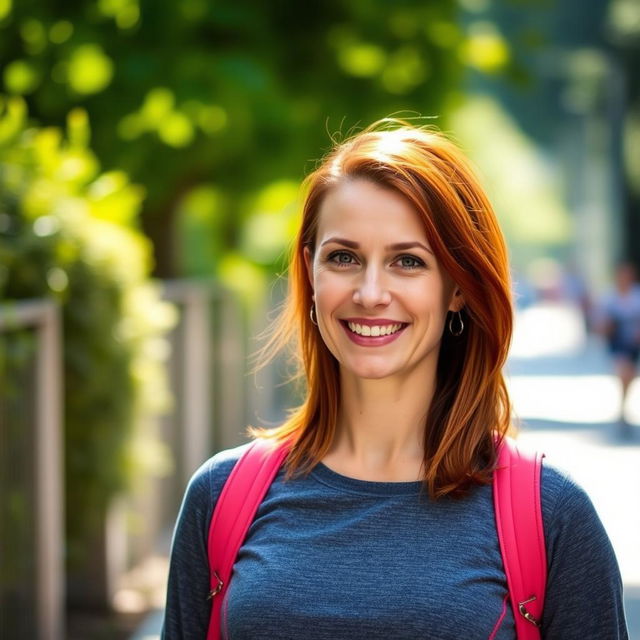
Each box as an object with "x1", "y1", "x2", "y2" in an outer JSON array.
[{"x1": 374, "y1": 127, "x2": 413, "y2": 158}]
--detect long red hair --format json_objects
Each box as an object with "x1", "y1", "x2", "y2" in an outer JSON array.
[{"x1": 251, "y1": 119, "x2": 513, "y2": 498}]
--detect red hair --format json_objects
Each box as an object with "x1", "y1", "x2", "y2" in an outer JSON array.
[{"x1": 251, "y1": 119, "x2": 513, "y2": 498}]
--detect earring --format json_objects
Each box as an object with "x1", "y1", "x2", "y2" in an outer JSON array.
[
  {"x1": 448, "y1": 310, "x2": 464, "y2": 336},
  {"x1": 310, "y1": 305, "x2": 318, "y2": 326}
]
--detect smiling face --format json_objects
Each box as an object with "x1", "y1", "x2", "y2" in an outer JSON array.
[{"x1": 304, "y1": 178, "x2": 464, "y2": 384}]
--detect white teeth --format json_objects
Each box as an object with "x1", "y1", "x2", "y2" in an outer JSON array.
[{"x1": 346, "y1": 322, "x2": 403, "y2": 337}]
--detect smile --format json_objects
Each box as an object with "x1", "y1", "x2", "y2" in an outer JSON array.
[
  {"x1": 346, "y1": 322, "x2": 404, "y2": 337},
  {"x1": 340, "y1": 320, "x2": 409, "y2": 346}
]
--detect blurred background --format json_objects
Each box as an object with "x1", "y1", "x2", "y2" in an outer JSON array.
[{"x1": 0, "y1": 0, "x2": 639, "y2": 638}]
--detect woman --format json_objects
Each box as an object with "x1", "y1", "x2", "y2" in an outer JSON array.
[
  {"x1": 162, "y1": 121, "x2": 628, "y2": 639},
  {"x1": 596, "y1": 261, "x2": 640, "y2": 433}
]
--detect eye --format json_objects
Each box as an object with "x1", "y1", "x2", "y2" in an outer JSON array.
[
  {"x1": 327, "y1": 250, "x2": 357, "y2": 267},
  {"x1": 395, "y1": 255, "x2": 424, "y2": 269}
]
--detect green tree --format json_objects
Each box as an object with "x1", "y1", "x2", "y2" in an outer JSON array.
[{"x1": 0, "y1": 0, "x2": 464, "y2": 279}]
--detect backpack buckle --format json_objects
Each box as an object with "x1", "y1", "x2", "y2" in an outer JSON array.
[
  {"x1": 518, "y1": 596, "x2": 541, "y2": 627},
  {"x1": 206, "y1": 571, "x2": 224, "y2": 600}
]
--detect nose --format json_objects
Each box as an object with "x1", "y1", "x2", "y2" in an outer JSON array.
[{"x1": 352, "y1": 265, "x2": 392, "y2": 308}]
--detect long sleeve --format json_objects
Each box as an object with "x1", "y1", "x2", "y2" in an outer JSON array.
[
  {"x1": 161, "y1": 446, "x2": 247, "y2": 639},
  {"x1": 540, "y1": 467, "x2": 628, "y2": 639}
]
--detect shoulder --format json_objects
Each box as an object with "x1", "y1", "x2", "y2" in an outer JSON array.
[
  {"x1": 539, "y1": 461, "x2": 582, "y2": 514},
  {"x1": 175, "y1": 441, "x2": 253, "y2": 537},
  {"x1": 540, "y1": 462, "x2": 596, "y2": 531},
  {"x1": 186, "y1": 441, "x2": 253, "y2": 505},
  {"x1": 539, "y1": 461, "x2": 618, "y2": 570},
  {"x1": 161, "y1": 442, "x2": 254, "y2": 637},
  {"x1": 168, "y1": 442, "x2": 254, "y2": 561},
  {"x1": 497, "y1": 447, "x2": 598, "y2": 546}
]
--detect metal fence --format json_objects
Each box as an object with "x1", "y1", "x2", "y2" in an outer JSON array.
[
  {"x1": 162, "y1": 278, "x2": 248, "y2": 478},
  {"x1": 119, "y1": 280, "x2": 250, "y2": 575},
  {"x1": 0, "y1": 299, "x2": 64, "y2": 640},
  {"x1": 0, "y1": 281, "x2": 276, "y2": 631}
]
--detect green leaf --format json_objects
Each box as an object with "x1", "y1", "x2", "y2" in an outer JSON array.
[{"x1": 67, "y1": 45, "x2": 114, "y2": 95}]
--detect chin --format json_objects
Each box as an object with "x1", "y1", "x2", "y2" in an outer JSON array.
[
  {"x1": 353, "y1": 372, "x2": 391, "y2": 380},
  {"x1": 341, "y1": 361, "x2": 400, "y2": 380}
]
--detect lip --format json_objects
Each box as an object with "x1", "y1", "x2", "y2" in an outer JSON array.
[{"x1": 339, "y1": 319, "x2": 408, "y2": 347}]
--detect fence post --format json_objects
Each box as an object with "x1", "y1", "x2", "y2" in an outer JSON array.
[
  {"x1": 179, "y1": 282, "x2": 212, "y2": 482},
  {"x1": 36, "y1": 302, "x2": 64, "y2": 640},
  {"x1": 211, "y1": 285, "x2": 247, "y2": 451},
  {"x1": 161, "y1": 280, "x2": 214, "y2": 482},
  {"x1": 0, "y1": 300, "x2": 65, "y2": 640}
]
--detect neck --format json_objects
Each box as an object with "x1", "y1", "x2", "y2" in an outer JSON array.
[{"x1": 324, "y1": 365, "x2": 436, "y2": 481}]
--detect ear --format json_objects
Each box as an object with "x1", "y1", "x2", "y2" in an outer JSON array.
[
  {"x1": 448, "y1": 287, "x2": 465, "y2": 313},
  {"x1": 303, "y1": 245, "x2": 314, "y2": 292}
]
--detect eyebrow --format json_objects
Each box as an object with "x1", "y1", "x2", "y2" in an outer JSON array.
[{"x1": 320, "y1": 236, "x2": 434, "y2": 255}]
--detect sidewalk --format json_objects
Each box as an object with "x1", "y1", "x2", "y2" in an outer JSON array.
[
  {"x1": 130, "y1": 609, "x2": 164, "y2": 640},
  {"x1": 132, "y1": 302, "x2": 640, "y2": 639}
]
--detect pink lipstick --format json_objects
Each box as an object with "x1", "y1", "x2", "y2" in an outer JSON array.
[{"x1": 340, "y1": 319, "x2": 408, "y2": 347}]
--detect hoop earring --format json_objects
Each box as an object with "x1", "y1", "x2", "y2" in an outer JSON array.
[
  {"x1": 310, "y1": 305, "x2": 318, "y2": 326},
  {"x1": 448, "y1": 310, "x2": 464, "y2": 336}
]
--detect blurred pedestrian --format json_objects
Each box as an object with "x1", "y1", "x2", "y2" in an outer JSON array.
[
  {"x1": 162, "y1": 121, "x2": 628, "y2": 639},
  {"x1": 561, "y1": 260, "x2": 592, "y2": 334},
  {"x1": 595, "y1": 261, "x2": 640, "y2": 433}
]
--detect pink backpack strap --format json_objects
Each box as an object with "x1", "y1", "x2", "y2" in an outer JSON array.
[
  {"x1": 206, "y1": 438, "x2": 290, "y2": 640},
  {"x1": 493, "y1": 436, "x2": 546, "y2": 640},
  {"x1": 204, "y1": 435, "x2": 545, "y2": 640}
]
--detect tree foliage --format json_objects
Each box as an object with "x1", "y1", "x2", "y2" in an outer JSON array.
[
  {"x1": 0, "y1": 0, "x2": 464, "y2": 279},
  {"x1": 0, "y1": 96, "x2": 175, "y2": 568}
]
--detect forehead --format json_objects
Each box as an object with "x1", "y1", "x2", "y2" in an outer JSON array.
[{"x1": 316, "y1": 179, "x2": 427, "y2": 242}]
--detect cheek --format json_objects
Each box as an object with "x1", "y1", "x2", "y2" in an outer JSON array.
[
  {"x1": 314, "y1": 271, "x2": 347, "y2": 303},
  {"x1": 314, "y1": 287, "x2": 343, "y2": 322},
  {"x1": 411, "y1": 279, "x2": 447, "y2": 310},
  {"x1": 313, "y1": 290, "x2": 343, "y2": 357}
]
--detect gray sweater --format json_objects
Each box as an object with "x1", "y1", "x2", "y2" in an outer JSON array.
[{"x1": 161, "y1": 443, "x2": 628, "y2": 639}]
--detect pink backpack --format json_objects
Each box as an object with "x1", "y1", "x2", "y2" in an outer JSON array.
[{"x1": 205, "y1": 437, "x2": 546, "y2": 640}]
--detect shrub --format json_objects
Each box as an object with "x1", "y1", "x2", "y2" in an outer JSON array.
[{"x1": 0, "y1": 95, "x2": 175, "y2": 570}]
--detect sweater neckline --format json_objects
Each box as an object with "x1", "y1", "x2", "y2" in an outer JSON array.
[{"x1": 310, "y1": 461, "x2": 425, "y2": 496}]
